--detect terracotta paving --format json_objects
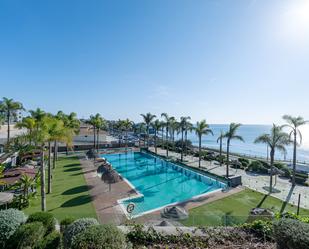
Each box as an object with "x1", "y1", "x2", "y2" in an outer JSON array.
[{"x1": 79, "y1": 155, "x2": 135, "y2": 224}]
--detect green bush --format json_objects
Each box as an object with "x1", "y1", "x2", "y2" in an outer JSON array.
[
  {"x1": 71, "y1": 224, "x2": 127, "y2": 249},
  {"x1": 0, "y1": 209, "x2": 27, "y2": 249},
  {"x1": 274, "y1": 218, "x2": 309, "y2": 249},
  {"x1": 63, "y1": 218, "x2": 99, "y2": 248},
  {"x1": 258, "y1": 160, "x2": 270, "y2": 169},
  {"x1": 27, "y1": 212, "x2": 56, "y2": 235},
  {"x1": 247, "y1": 161, "x2": 268, "y2": 174},
  {"x1": 238, "y1": 157, "x2": 250, "y2": 168},
  {"x1": 242, "y1": 220, "x2": 273, "y2": 241},
  {"x1": 60, "y1": 217, "x2": 76, "y2": 233},
  {"x1": 39, "y1": 231, "x2": 62, "y2": 249},
  {"x1": 8, "y1": 222, "x2": 45, "y2": 249}
]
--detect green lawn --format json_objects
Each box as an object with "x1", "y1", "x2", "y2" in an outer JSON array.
[
  {"x1": 24, "y1": 155, "x2": 97, "y2": 221},
  {"x1": 181, "y1": 188, "x2": 309, "y2": 226}
]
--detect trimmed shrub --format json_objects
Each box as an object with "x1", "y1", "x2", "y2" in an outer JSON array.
[
  {"x1": 71, "y1": 224, "x2": 127, "y2": 249},
  {"x1": 39, "y1": 231, "x2": 62, "y2": 249},
  {"x1": 63, "y1": 218, "x2": 99, "y2": 248},
  {"x1": 242, "y1": 220, "x2": 273, "y2": 241},
  {"x1": 27, "y1": 212, "x2": 56, "y2": 235},
  {"x1": 0, "y1": 209, "x2": 27, "y2": 249},
  {"x1": 60, "y1": 217, "x2": 76, "y2": 233},
  {"x1": 258, "y1": 160, "x2": 270, "y2": 169},
  {"x1": 8, "y1": 222, "x2": 45, "y2": 249},
  {"x1": 274, "y1": 218, "x2": 309, "y2": 249},
  {"x1": 247, "y1": 161, "x2": 268, "y2": 174},
  {"x1": 238, "y1": 157, "x2": 250, "y2": 168}
]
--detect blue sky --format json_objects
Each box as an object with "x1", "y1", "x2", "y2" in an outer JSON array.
[{"x1": 1, "y1": 0, "x2": 309, "y2": 124}]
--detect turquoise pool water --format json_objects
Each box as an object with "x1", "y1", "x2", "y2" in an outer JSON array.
[{"x1": 103, "y1": 151, "x2": 226, "y2": 216}]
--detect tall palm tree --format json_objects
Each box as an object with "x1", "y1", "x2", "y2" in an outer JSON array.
[
  {"x1": 120, "y1": 119, "x2": 133, "y2": 151},
  {"x1": 88, "y1": 114, "x2": 101, "y2": 150},
  {"x1": 44, "y1": 116, "x2": 69, "y2": 194},
  {"x1": 29, "y1": 108, "x2": 46, "y2": 146},
  {"x1": 0, "y1": 97, "x2": 24, "y2": 148},
  {"x1": 32, "y1": 120, "x2": 50, "y2": 211},
  {"x1": 170, "y1": 119, "x2": 179, "y2": 152},
  {"x1": 179, "y1": 116, "x2": 191, "y2": 161},
  {"x1": 255, "y1": 124, "x2": 290, "y2": 193},
  {"x1": 282, "y1": 115, "x2": 308, "y2": 186},
  {"x1": 222, "y1": 123, "x2": 244, "y2": 178},
  {"x1": 140, "y1": 113, "x2": 156, "y2": 148},
  {"x1": 184, "y1": 121, "x2": 193, "y2": 157},
  {"x1": 135, "y1": 123, "x2": 146, "y2": 147},
  {"x1": 161, "y1": 113, "x2": 175, "y2": 157},
  {"x1": 217, "y1": 131, "x2": 224, "y2": 165},
  {"x1": 152, "y1": 119, "x2": 162, "y2": 154},
  {"x1": 194, "y1": 120, "x2": 213, "y2": 168}
]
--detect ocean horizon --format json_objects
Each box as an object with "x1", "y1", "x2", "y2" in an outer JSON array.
[{"x1": 172, "y1": 124, "x2": 309, "y2": 163}]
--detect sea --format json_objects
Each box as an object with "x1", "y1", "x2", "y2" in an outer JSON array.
[{"x1": 174, "y1": 124, "x2": 309, "y2": 164}]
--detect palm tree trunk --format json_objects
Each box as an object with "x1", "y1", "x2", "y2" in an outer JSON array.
[
  {"x1": 166, "y1": 127, "x2": 169, "y2": 157},
  {"x1": 55, "y1": 141, "x2": 58, "y2": 160},
  {"x1": 97, "y1": 128, "x2": 100, "y2": 151},
  {"x1": 155, "y1": 130, "x2": 157, "y2": 154},
  {"x1": 181, "y1": 129, "x2": 184, "y2": 161},
  {"x1": 292, "y1": 131, "x2": 297, "y2": 186},
  {"x1": 53, "y1": 141, "x2": 56, "y2": 169},
  {"x1": 147, "y1": 125, "x2": 149, "y2": 149},
  {"x1": 269, "y1": 149, "x2": 275, "y2": 193},
  {"x1": 41, "y1": 149, "x2": 46, "y2": 211},
  {"x1": 47, "y1": 142, "x2": 52, "y2": 194},
  {"x1": 161, "y1": 127, "x2": 164, "y2": 147},
  {"x1": 226, "y1": 140, "x2": 230, "y2": 178},
  {"x1": 93, "y1": 126, "x2": 96, "y2": 149},
  {"x1": 198, "y1": 135, "x2": 201, "y2": 168},
  {"x1": 219, "y1": 136, "x2": 222, "y2": 166},
  {"x1": 185, "y1": 130, "x2": 188, "y2": 156},
  {"x1": 6, "y1": 111, "x2": 10, "y2": 148},
  {"x1": 125, "y1": 130, "x2": 128, "y2": 151}
]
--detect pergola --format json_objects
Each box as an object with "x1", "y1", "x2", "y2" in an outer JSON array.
[{"x1": 0, "y1": 192, "x2": 14, "y2": 209}]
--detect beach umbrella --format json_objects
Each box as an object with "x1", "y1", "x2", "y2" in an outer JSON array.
[
  {"x1": 161, "y1": 206, "x2": 188, "y2": 220},
  {"x1": 101, "y1": 169, "x2": 121, "y2": 191},
  {"x1": 0, "y1": 192, "x2": 14, "y2": 209}
]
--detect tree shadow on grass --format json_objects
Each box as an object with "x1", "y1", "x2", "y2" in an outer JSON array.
[
  {"x1": 280, "y1": 185, "x2": 295, "y2": 214},
  {"x1": 61, "y1": 195, "x2": 92, "y2": 207},
  {"x1": 62, "y1": 185, "x2": 92, "y2": 195},
  {"x1": 256, "y1": 194, "x2": 269, "y2": 208},
  {"x1": 63, "y1": 163, "x2": 80, "y2": 168},
  {"x1": 64, "y1": 167, "x2": 81, "y2": 172}
]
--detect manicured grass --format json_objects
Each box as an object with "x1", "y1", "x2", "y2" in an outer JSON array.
[
  {"x1": 24, "y1": 155, "x2": 97, "y2": 221},
  {"x1": 181, "y1": 188, "x2": 309, "y2": 226}
]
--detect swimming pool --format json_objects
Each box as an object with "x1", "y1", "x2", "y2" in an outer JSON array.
[{"x1": 102, "y1": 151, "x2": 226, "y2": 217}]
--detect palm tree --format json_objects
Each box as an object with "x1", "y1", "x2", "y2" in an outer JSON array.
[
  {"x1": 140, "y1": 113, "x2": 156, "y2": 148},
  {"x1": 43, "y1": 116, "x2": 69, "y2": 194},
  {"x1": 121, "y1": 119, "x2": 133, "y2": 151},
  {"x1": 135, "y1": 123, "x2": 146, "y2": 147},
  {"x1": 0, "y1": 97, "x2": 24, "y2": 148},
  {"x1": 170, "y1": 119, "x2": 179, "y2": 152},
  {"x1": 255, "y1": 124, "x2": 290, "y2": 193},
  {"x1": 179, "y1": 116, "x2": 191, "y2": 161},
  {"x1": 152, "y1": 119, "x2": 162, "y2": 154},
  {"x1": 161, "y1": 113, "x2": 175, "y2": 157},
  {"x1": 217, "y1": 131, "x2": 224, "y2": 165},
  {"x1": 184, "y1": 121, "x2": 193, "y2": 157},
  {"x1": 19, "y1": 174, "x2": 35, "y2": 200},
  {"x1": 88, "y1": 114, "x2": 101, "y2": 150},
  {"x1": 15, "y1": 117, "x2": 36, "y2": 144},
  {"x1": 194, "y1": 120, "x2": 213, "y2": 168},
  {"x1": 29, "y1": 108, "x2": 46, "y2": 146},
  {"x1": 222, "y1": 123, "x2": 244, "y2": 178},
  {"x1": 32, "y1": 121, "x2": 50, "y2": 211},
  {"x1": 282, "y1": 115, "x2": 308, "y2": 186}
]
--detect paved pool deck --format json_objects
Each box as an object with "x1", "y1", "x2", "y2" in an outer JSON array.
[
  {"x1": 149, "y1": 147, "x2": 309, "y2": 209},
  {"x1": 78, "y1": 151, "x2": 243, "y2": 224}
]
